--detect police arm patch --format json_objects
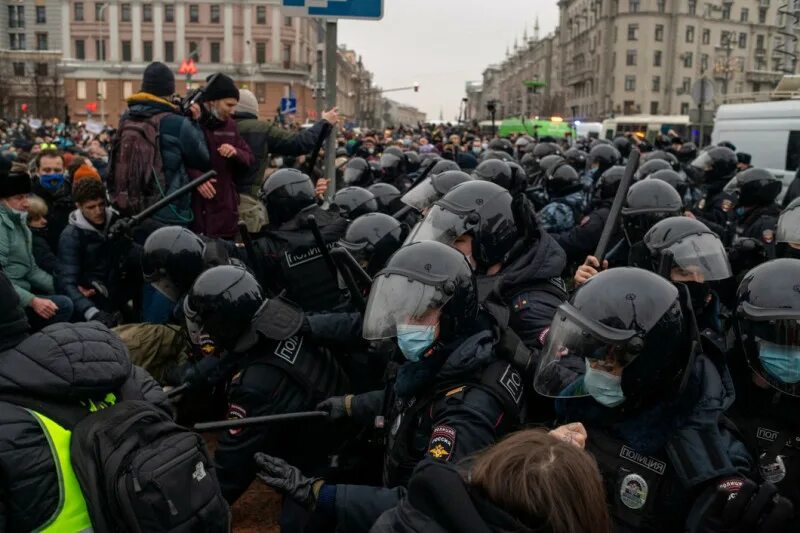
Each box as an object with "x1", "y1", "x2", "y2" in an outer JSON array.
[
  {"x1": 428, "y1": 425, "x2": 456, "y2": 462},
  {"x1": 226, "y1": 404, "x2": 247, "y2": 436}
]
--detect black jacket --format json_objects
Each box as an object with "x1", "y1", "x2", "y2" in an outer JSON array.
[
  {"x1": 0, "y1": 322, "x2": 170, "y2": 532},
  {"x1": 553, "y1": 203, "x2": 619, "y2": 266},
  {"x1": 31, "y1": 178, "x2": 73, "y2": 252},
  {"x1": 30, "y1": 227, "x2": 57, "y2": 275}
]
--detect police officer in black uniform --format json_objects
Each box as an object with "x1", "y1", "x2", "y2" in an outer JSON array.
[
  {"x1": 367, "y1": 182, "x2": 403, "y2": 215},
  {"x1": 255, "y1": 168, "x2": 348, "y2": 311},
  {"x1": 332, "y1": 187, "x2": 380, "y2": 220},
  {"x1": 689, "y1": 146, "x2": 739, "y2": 245},
  {"x1": 253, "y1": 241, "x2": 525, "y2": 532},
  {"x1": 342, "y1": 157, "x2": 375, "y2": 188},
  {"x1": 635, "y1": 159, "x2": 672, "y2": 181},
  {"x1": 533, "y1": 267, "x2": 787, "y2": 532},
  {"x1": 400, "y1": 169, "x2": 473, "y2": 216},
  {"x1": 730, "y1": 168, "x2": 783, "y2": 252}
]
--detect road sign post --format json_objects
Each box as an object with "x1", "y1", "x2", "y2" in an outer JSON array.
[{"x1": 691, "y1": 78, "x2": 714, "y2": 148}]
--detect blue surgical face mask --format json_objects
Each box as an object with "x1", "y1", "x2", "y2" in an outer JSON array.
[
  {"x1": 584, "y1": 359, "x2": 626, "y2": 407},
  {"x1": 758, "y1": 339, "x2": 800, "y2": 383},
  {"x1": 472, "y1": 147, "x2": 482, "y2": 155},
  {"x1": 396, "y1": 323, "x2": 436, "y2": 362},
  {"x1": 39, "y1": 173, "x2": 65, "y2": 191},
  {"x1": 481, "y1": 143, "x2": 489, "y2": 150}
]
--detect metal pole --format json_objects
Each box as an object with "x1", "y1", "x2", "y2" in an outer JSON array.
[
  {"x1": 698, "y1": 75, "x2": 706, "y2": 148},
  {"x1": 324, "y1": 20, "x2": 338, "y2": 196},
  {"x1": 315, "y1": 19, "x2": 325, "y2": 120}
]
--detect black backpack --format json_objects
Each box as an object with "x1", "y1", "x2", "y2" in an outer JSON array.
[{"x1": 3, "y1": 392, "x2": 230, "y2": 533}]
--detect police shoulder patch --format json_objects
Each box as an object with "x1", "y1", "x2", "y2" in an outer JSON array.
[
  {"x1": 226, "y1": 404, "x2": 247, "y2": 436},
  {"x1": 428, "y1": 425, "x2": 456, "y2": 462},
  {"x1": 499, "y1": 364, "x2": 524, "y2": 405}
]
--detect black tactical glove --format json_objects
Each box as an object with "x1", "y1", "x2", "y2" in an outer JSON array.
[
  {"x1": 180, "y1": 356, "x2": 225, "y2": 390},
  {"x1": 701, "y1": 479, "x2": 793, "y2": 533},
  {"x1": 316, "y1": 395, "x2": 353, "y2": 421},
  {"x1": 254, "y1": 453, "x2": 324, "y2": 511},
  {"x1": 92, "y1": 310, "x2": 118, "y2": 328},
  {"x1": 107, "y1": 217, "x2": 134, "y2": 241}
]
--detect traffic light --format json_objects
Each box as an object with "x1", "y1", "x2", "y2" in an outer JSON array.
[{"x1": 413, "y1": 82, "x2": 420, "y2": 92}]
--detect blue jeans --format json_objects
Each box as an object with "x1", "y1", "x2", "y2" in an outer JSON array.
[{"x1": 26, "y1": 294, "x2": 75, "y2": 331}]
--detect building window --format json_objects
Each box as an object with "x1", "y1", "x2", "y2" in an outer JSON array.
[
  {"x1": 121, "y1": 3, "x2": 131, "y2": 21},
  {"x1": 722, "y1": 1, "x2": 732, "y2": 20},
  {"x1": 703, "y1": 28, "x2": 710, "y2": 44},
  {"x1": 257, "y1": 6, "x2": 266, "y2": 24},
  {"x1": 701, "y1": 53, "x2": 709, "y2": 71},
  {"x1": 36, "y1": 6, "x2": 46, "y2": 24},
  {"x1": 97, "y1": 80, "x2": 107, "y2": 100},
  {"x1": 650, "y1": 101, "x2": 660, "y2": 114},
  {"x1": 165, "y1": 41, "x2": 174, "y2": 62},
  {"x1": 652, "y1": 76, "x2": 661, "y2": 92},
  {"x1": 144, "y1": 41, "x2": 153, "y2": 61},
  {"x1": 74, "y1": 2, "x2": 84, "y2": 21},
  {"x1": 655, "y1": 24, "x2": 664, "y2": 41},
  {"x1": 95, "y1": 39, "x2": 106, "y2": 60},
  {"x1": 626, "y1": 49, "x2": 637, "y2": 66},
  {"x1": 165, "y1": 4, "x2": 174, "y2": 22},
  {"x1": 75, "y1": 39, "x2": 86, "y2": 60},
  {"x1": 283, "y1": 44, "x2": 292, "y2": 68},
  {"x1": 143, "y1": 3, "x2": 152, "y2": 22},
  {"x1": 739, "y1": 32, "x2": 747, "y2": 48},
  {"x1": 8, "y1": 5, "x2": 24, "y2": 28},
  {"x1": 627, "y1": 23, "x2": 639, "y2": 40},
  {"x1": 189, "y1": 4, "x2": 199, "y2": 23},
  {"x1": 683, "y1": 52, "x2": 693, "y2": 68},
  {"x1": 284, "y1": 16, "x2": 293, "y2": 26},
  {"x1": 256, "y1": 83, "x2": 267, "y2": 103},
  {"x1": 624, "y1": 75, "x2": 636, "y2": 91},
  {"x1": 682, "y1": 77, "x2": 691, "y2": 92},
  {"x1": 686, "y1": 25, "x2": 694, "y2": 42},
  {"x1": 122, "y1": 40, "x2": 132, "y2": 61},
  {"x1": 36, "y1": 33, "x2": 48, "y2": 50},
  {"x1": 681, "y1": 102, "x2": 690, "y2": 114},
  {"x1": 656, "y1": 0, "x2": 666, "y2": 13},
  {"x1": 629, "y1": 0, "x2": 639, "y2": 13},
  {"x1": 256, "y1": 42, "x2": 266, "y2": 64},
  {"x1": 614, "y1": 25, "x2": 618, "y2": 42},
  {"x1": 210, "y1": 41, "x2": 221, "y2": 63},
  {"x1": 741, "y1": 7, "x2": 749, "y2": 22},
  {"x1": 77, "y1": 80, "x2": 87, "y2": 99},
  {"x1": 189, "y1": 41, "x2": 199, "y2": 61},
  {"x1": 688, "y1": 0, "x2": 696, "y2": 15},
  {"x1": 9, "y1": 33, "x2": 26, "y2": 50},
  {"x1": 123, "y1": 81, "x2": 133, "y2": 99},
  {"x1": 13, "y1": 63, "x2": 25, "y2": 76},
  {"x1": 654, "y1": 50, "x2": 662, "y2": 66},
  {"x1": 35, "y1": 63, "x2": 48, "y2": 76},
  {"x1": 759, "y1": 7, "x2": 767, "y2": 23},
  {"x1": 210, "y1": 5, "x2": 220, "y2": 23},
  {"x1": 95, "y1": 2, "x2": 105, "y2": 22},
  {"x1": 756, "y1": 34, "x2": 765, "y2": 50}
]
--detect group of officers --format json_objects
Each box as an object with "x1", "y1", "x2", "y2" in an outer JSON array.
[{"x1": 5, "y1": 128, "x2": 800, "y2": 532}]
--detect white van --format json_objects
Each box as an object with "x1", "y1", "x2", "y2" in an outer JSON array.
[{"x1": 711, "y1": 100, "x2": 800, "y2": 188}]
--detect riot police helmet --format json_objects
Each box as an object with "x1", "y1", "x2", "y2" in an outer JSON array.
[
  {"x1": 368, "y1": 182, "x2": 403, "y2": 214},
  {"x1": 545, "y1": 161, "x2": 582, "y2": 198},
  {"x1": 613, "y1": 136, "x2": 632, "y2": 159},
  {"x1": 634, "y1": 159, "x2": 671, "y2": 181},
  {"x1": 677, "y1": 142, "x2": 698, "y2": 164},
  {"x1": 489, "y1": 138, "x2": 515, "y2": 156},
  {"x1": 620, "y1": 179, "x2": 683, "y2": 244},
  {"x1": 380, "y1": 152, "x2": 408, "y2": 181},
  {"x1": 777, "y1": 198, "x2": 800, "y2": 248},
  {"x1": 594, "y1": 165, "x2": 626, "y2": 200},
  {"x1": 401, "y1": 170, "x2": 473, "y2": 213},
  {"x1": 564, "y1": 147, "x2": 588, "y2": 173},
  {"x1": 690, "y1": 146, "x2": 737, "y2": 185},
  {"x1": 332, "y1": 186, "x2": 380, "y2": 219},
  {"x1": 429, "y1": 159, "x2": 460, "y2": 176},
  {"x1": 142, "y1": 226, "x2": 207, "y2": 302},
  {"x1": 648, "y1": 169, "x2": 689, "y2": 198},
  {"x1": 343, "y1": 157, "x2": 373, "y2": 187},
  {"x1": 473, "y1": 159, "x2": 525, "y2": 193},
  {"x1": 480, "y1": 150, "x2": 516, "y2": 163},
  {"x1": 259, "y1": 168, "x2": 317, "y2": 227},
  {"x1": 729, "y1": 168, "x2": 782, "y2": 207},
  {"x1": 643, "y1": 217, "x2": 732, "y2": 282},
  {"x1": 532, "y1": 142, "x2": 562, "y2": 159},
  {"x1": 340, "y1": 212, "x2": 408, "y2": 276},
  {"x1": 588, "y1": 144, "x2": 622, "y2": 176}
]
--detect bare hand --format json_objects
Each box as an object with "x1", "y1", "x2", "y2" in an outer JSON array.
[
  {"x1": 218, "y1": 144, "x2": 237, "y2": 158},
  {"x1": 315, "y1": 179, "x2": 329, "y2": 199},
  {"x1": 197, "y1": 178, "x2": 218, "y2": 200},
  {"x1": 550, "y1": 422, "x2": 588, "y2": 449},
  {"x1": 321, "y1": 107, "x2": 339, "y2": 125},
  {"x1": 683, "y1": 210, "x2": 696, "y2": 219},
  {"x1": 31, "y1": 297, "x2": 58, "y2": 320},
  {"x1": 574, "y1": 255, "x2": 608, "y2": 286},
  {"x1": 189, "y1": 103, "x2": 202, "y2": 121},
  {"x1": 78, "y1": 286, "x2": 96, "y2": 298}
]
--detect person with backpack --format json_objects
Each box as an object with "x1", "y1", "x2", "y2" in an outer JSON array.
[
  {"x1": 0, "y1": 270, "x2": 230, "y2": 532},
  {"x1": 110, "y1": 61, "x2": 210, "y2": 233}
]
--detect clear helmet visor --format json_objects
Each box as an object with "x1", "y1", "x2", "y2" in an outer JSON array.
[
  {"x1": 740, "y1": 314, "x2": 800, "y2": 396},
  {"x1": 344, "y1": 167, "x2": 364, "y2": 185},
  {"x1": 362, "y1": 273, "x2": 451, "y2": 340},
  {"x1": 400, "y1": 177, "x2": 439, "y2": 212},
  {"x1": 406, "y1": 204, "x2": 471, "y2": 246},
  {"x1": 666, "y1": 233, "x2": 732, "y2": 282},
  {"x1": 690, "y1": 151, "x2": 713, "y2": 171}
]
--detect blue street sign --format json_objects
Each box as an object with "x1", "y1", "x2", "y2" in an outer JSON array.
[
  {"x1": 280, "y1": 97, "x2": 298, "y2": 114},
  {"x1": 281, "y1": 0, "x2": 384, "y2": 20}
]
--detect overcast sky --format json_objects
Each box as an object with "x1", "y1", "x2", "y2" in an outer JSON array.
[{"x1": 338, "y1": 0, "x2": 560, "y2": 122}]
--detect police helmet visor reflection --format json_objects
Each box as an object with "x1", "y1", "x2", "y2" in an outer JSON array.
[
  {"x1": 400, "y1": 177, "x2": 439, "y2": 212},
  {"x1": 738, "y1": 314, "x2": 800, "y2": 396},
  {"x1": 344, "y1": 167, "x2": 365, "y2": 185},
  {"x1": 689, "y1": 151, "x2": 713, "y2": 172},
  {"x1": 362, "y1": 273, "x2": 453, "y2": 340},
  {"x1": 666, "y1": 233, "x2": 732, "y2": 281},
  {"x1": 407, "y1": 204, "x2": 472, "y2": 246},
  {"x1": 777, "y1": 205, "x2": 800, "y2": 244}
]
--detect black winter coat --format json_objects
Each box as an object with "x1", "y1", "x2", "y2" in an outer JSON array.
[{"x1": 30, "y1": 227, "x2": 57, "y2": 275}]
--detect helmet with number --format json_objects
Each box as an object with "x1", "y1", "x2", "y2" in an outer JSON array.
[
  {"x1": 332, "y1": 187, "x2": 379, "y2": 219},
  {"x1": 690, "y1": 146, "x2": 737, "y2": 185},
  {"x1": 545, "y1": 161, "x2": 582, "y2": 197},
  {"x1": 613, "y1": 136, "x2": 632, "y2": 159},
  {"x1": 380, "y1": 152, "x2": 408, "y2": 182},
  {"x1": 401, "y1": 170, "x2": 473, "y2": 213},
  {"x1": 642, "y1": 217, "x2": 732, "y2": 282},
  {"x1": 564, "y1": 147, "x2": 588, "y2": 173},
  {"x1": 343, "y1": 157, "x2": 374, "y2": 187},
  {"x1": 648, "y1": 169, "x2": 689, "y2": 198},
  {"x1": 363, "y1": 240, "x2": 478, "y2": 344},
  {"x1": 532, "y1": 142, "x2": 562, "y2": 159},
  {"x1": 489, "y1": 138, "x2": 515, "y2": 156},
  {"x1": 429, "y1": 159, "x2": 460, "y2": 176},
  {"x1": 534, "y1": 267, "x2": 692, "y2": 409},
  {"x1": 735, "y1": 259, "x2": 800, "y2": 397},
  {"x1": 368, "y1": 182, "x2": 403, "y2": 214},
  {"x1": 634, "y1": 159, "x2": 671, "y2": 181},
  {"x1": 620, "y1": 179, "x2": 683, "y2": 244},
  {"x1": 259, "y1": 168, "x2": 317, "y2": 227},
  {"x1": 588, "y1": 144, "x2": 621, "y2": 176},
  {"x1": 142, "y1": 226, "x2": 207, "y2": 302},
  {"x1": 594, "y1": 165, "x2": 625, "y2": 200},
  {"x1": 184, "y1": 265, "x2": 265, "y2": 351},
  {"x1": 729, "y1": 168, "x2": 782, "y2": 207},
  {"x1": 408, "y1": 180, "x2": 521, "y2": 273},
  {"x1": 340, "y1": 212, "x2": 408, "y2": 276}
]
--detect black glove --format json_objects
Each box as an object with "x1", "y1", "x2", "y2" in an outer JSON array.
[
  {"x1": 316, "y1": 395, "x2": 352, "y2": 421},
  {"x1": 93, "y1": 310, "x2": 118, "y2": 328},
  {"x1": 107, "y1": 217, "x2": 134, "y2": 241},
  {"x1": 701, "y1": 479, "x2": 794, "y2": 533},
  {"x1": 254, "y1": 453, "x2": 323, "y2": 510},
  {"x1": 180, "y1": 356, "x2": 225, "y2": 389}
]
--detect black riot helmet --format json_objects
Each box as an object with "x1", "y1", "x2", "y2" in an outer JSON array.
[
  {"x1": 363, "y1": 240, "x2": 478, "y2": 344},
  {"x1": 690, "y1": 146, "x2": 737, "y2": 185},
  {"x1": 401, "y1": 170, "x2": 473, "y2": 213},
  {"x1": 613, "y1": 136, "x2": 632, "y2": 159},
  {"x1": 519, "y1": 152, "x2": 539, "y2": 180},
  {"x1": 367, "y1": 182, "x2": 403, "y2": 214},
  {"x1": 648, "y1": 169, "x2": 689, "y2": 198},
  {"x1": 405, "y1": 151, "x2": 421, "y2": 172},
  {"x1": 777, "y1": 198, "x2": 800, "y2": 251},
  {"x1": 384, "y1": 146, "x2": 405, "y2": 158},
  {"x1": 730, "y1": 168, "x2": 782, "y2": 207},
  {"x1": 534, "y1": 267, "x2": 692, "y2": 409},
  {"x1": 588, "y1": 144, "x2": 622, "y2": 176},
  {"x1": 634, "y1": 159, "x2": 671, "y2": 181},
  {"x1": 343, "y1": 157, "x2": 373, "y2": 187},
  {"x1": 340, "y1": 212, "x2": 408, "y2": 276},
  {"x1": 539, "y1": 154, "x2": 565, "y2": 177},
  {"x1": 142, "y1": 226, "x2": 207, "y2": 302},
  {"x1": 677, "y1": 142, "x2": 698, "y2": 164},
  {"x1": 594, "y1": 165, "x2": 626, "y2": 201},
  {"x1": 408, "y1": 180, "x2": 521, "y2": 273},
  {"x1": 532, "y1": 142, "x2": 562, "y2": 159},
  {"x1": 380, "y1": 153, "x2": 408, "y2": 182},
  {"x1": 735, "y1": 259, "x2": 800, "y2": 397},
  {"x1": 489, "y1": 138, "x2": 515, "y2": 156},
  {"x1": 332, "y1": 186, "x2": 379, "y2": 219},
  {"x1": 418, "y1": 155, "x2": 442, "y2": 175},
  {"x1": 473, "y1": 159, "x2": 524, "y2": 193},
  {"x1": 259, "y1": 168, "x2": 317, "y2": 227},
  {"x1": 620, "y1": 179, "x2": 683, "y2": 245},
  {"x1": 184, "y1": 265, "x2": 265, "y2": 351},
  {"x1": 643, "y1": 217, "x2": 732, "y2": 282},
  {"x1": 643, "y1": 150, "x2": 680, "y2": 171},
  {"x1": 563, "y1": 147, "x2": 587, "y2": 173},
  {"x1": 429, "y1": 159, "x2": 460, "y2": 176},
  {"x1": 545, "y1": 161, "x2": 582, "y2": 198},
  {"x1": 480, "y1": 150, "x2": 515, "y2": 163}
]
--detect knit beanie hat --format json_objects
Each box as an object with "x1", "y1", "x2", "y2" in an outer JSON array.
[
  {"x1": 203, "y1": 73, "x2": 240, "y2": 102},
  {"x1": 72, "y1": 164, "x2": 102, "y2": 185},
  {"x1": 141, "y1": 62, "x2": 176, "y2": 97},
  {"x1": 235, "y1": 89, "x2": 260, "y2": 116},
  {"x1": 0, "y1": 169, "x2": 32, "y2": 199}
]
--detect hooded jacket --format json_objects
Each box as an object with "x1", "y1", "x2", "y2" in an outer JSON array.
[
  {"x1": 0, "y1": 322, "x2": 169, "y2": 532},
  {"x1": 0, "y1": 202, "x2": 54, "y2": 306}
]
